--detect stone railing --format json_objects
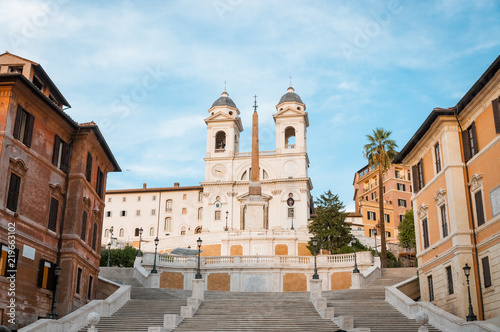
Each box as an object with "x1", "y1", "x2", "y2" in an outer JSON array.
[
  {"x1": 386, "y1": 276, "x2": 499, "y2": 332},
  {"x1": 351, "y1": 256, "x2": 381, "y2": 289}
]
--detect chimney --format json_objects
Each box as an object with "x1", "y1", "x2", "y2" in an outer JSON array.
[
  {"x1": 174, "y1": 182, "x2": 180, "y2": 187},
  {"x1": 143, "y1": 183, "x2": 147, "y2": 190}
]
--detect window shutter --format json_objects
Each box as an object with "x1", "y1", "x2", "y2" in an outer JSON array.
[
  {"x1": 6, "y1": 173, "x2": 21, "y2": 212},
  {"x1": 37, "y1": 259, "x2": 45, "y2": 288},
  {"x1": 475, "y1": 191, "x2": 485, "y2": 226},
  {"x1": 24, "y1": 113, "x2": 34, "y2": 147},
  {"x1": 13, "y1": 106, "x2": 23, "y2": 139},
  {"x1": 48, "y1": 263, "x2": 56, "y2": 291},
  {"x1": 48, "y1": 198, "x2": 59, "y2": 232},
  {"x1": 411, "y1": 165, "x2": 418, "y2": 193},
  {"x1": 493, "y1": 98, "x2": 500, "y2": 134},
  {"x1": 81, "y1": 211, "x2": 88, "y2": 241},
  {"x1": 52, "y1": 136, "x2": 61, "y2": 166},
  {"x1": 482, "y1": 256, "x2": 492, "y2": 287},
  {"x1": 418, "y1": 159, "x2": 425, "y2": 189},
  {"x1": 85, "y1": 152, "x2": 93, "y2": 182},
  {"x1": 61, "y1": 141, "x2": 71, "y2": 173},
  {"x1": 471, "y1": 121, "x2": 478, "y2": 156},
  {"x1": 422, "y1": 218, "x2": 429, "y2": 249},
  {"x1": 462, "y1": 129, "x2": 471, "y2": 162},
  {"x1": 92, "y1": 222, "x2": 98, "y2": 251}
]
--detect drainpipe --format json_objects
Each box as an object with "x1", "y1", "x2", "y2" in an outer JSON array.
[{"x1": 453, "y1": 108, "x2": 484, "y2": 320}]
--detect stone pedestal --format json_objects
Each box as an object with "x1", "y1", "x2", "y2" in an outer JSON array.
[
  {"x1": 351, "y1": 272, "x2": 364, "y2": 289},
  {"x1": 245, "y1": 195, "x2": 265, "y2": 230},
  {"x1": 134, "y1": 256, "x2": 142, "y2": 268},
  {"x1": 149, "y1": 273, "x2": 160, "y2": 288},
  {"x1": 309, "y1": 278, "x2": 323, "y2": 301},
  {"x1": 192, "y1": 278, "x2": 205, "y2": 301}
]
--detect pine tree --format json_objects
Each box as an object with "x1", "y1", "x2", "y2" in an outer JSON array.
[{"x1": 308, "y1": 190, "x2": 351, "y2": 254}]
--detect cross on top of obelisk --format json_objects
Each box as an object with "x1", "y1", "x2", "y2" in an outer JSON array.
[{"x1": 253, "y1": 95, "x2": 258, "y2": 111}]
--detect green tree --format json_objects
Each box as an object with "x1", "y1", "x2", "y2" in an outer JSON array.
[
  {"x1": 308, "y1": 190, "x2": 351, "y2": 254},
  {"x1": 363, "y1": 128, "x2": 398, "y2": 268},
  {"x1": 100, "y1": 245, "x2": 138, "y2": 267},
  {"x1": 398, "y1": 208, "x2": 416, "y2": 250}
]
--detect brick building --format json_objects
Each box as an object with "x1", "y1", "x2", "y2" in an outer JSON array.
[
  {"x1": 394, "y1": 54, "x2": 500, "y2": 320},
  {"x1": 0, "y1": 52, "x2": 120, "y2": 328}
]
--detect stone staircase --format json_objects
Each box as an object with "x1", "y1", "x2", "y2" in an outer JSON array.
[
  {"x1": 99, "y1": 267, "x2": 145, "y2": 287},
  {"x1": 173, "y1": 291, "x2": 340, "y2": 331},
  {"x1": 323, "y1": 268, "x2": 441, "y2": 332},
  {"x1": 78, "y1": 288, "x2": 191, "y2": 332}
]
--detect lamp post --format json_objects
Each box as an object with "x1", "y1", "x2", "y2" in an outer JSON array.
[
  {"x1": 372, "y1": 227, "x2": 379, "y2": 257},
  {"x1": 225, "y1": 211, "x2": 229, "y2": 231},
  {"x1": 48, "y1": 265, "x2": 61, "y2": 319},
  {"x1": 351, "y1": 236, "x2": 360, "y2": 273},
  {"x1": 107, "y1": 241, "x2": 111, "y2": 267},
  {"x1": 463, "y1": 263, "x2": 477, "y2": 321},
  {"x1": 195, "y1": 237, "x2": 202, "y2": 279},
  {"x1": 151, "y1": 237, "x2": 159, "y2": 274},
  {"x1": 312, "y1": 237, "x2": 319, "y2": 279},
  {"x1": 137, "y1": 227, "x2": 143, "y2": 257},
  {"x1": 291, "y1": 216, "x2": 294, "y2": 230}
]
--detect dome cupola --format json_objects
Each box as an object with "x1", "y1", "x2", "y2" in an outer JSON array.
[
  {"x1": 278, "y1": 86, "x2": 303, "y2": 105},
  {"x1": 212, "y1": 91, "x2": 237, "y2": 109}
]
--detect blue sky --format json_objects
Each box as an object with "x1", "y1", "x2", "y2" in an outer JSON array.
[{"x1": 2, "y1": 0, "x2": 499, "y2": 211}]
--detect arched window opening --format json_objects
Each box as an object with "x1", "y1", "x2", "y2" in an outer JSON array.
[
  {"x1": 104, "y1": 229, "x2": 109, "y2": 238},
  {"x1": 285, "y1": 127, "x2": 296, "y2": 149},
  {"x1": 164, "y1": 217, "x2": 172, "y2": 231},
  {"x1": 241, "y1": 170, "x2": 247, "y2": 180},
  {"x1": 149, "y1": 227, "x2": 155, "y2": 236},
  {"x1": 165, "y1": 199, "x2": 173, "y2": 212},
  {"x1": 263, "y1": 169, "x2": 269, "y2": 180},
  {"x1": 198, "y1": 207, "x2": 203, "y2": 220},
  {"x1": 181, "y1": 226, "x2": 186, "y2": 235},
  {"x1": 198, "y1": 191, "x2": 203, "y2": 202},
  {"x1": 119, "y1": 228, "x2": 124, "y2": 237},
  {"x1": 195, "y1": 226, "x2": 202, "y2": 234},
  {"x1": 134, "y1": 228, "x2": 140, "y2": 236},
  {"x1": 215, "y1": 131, "x2": 226, "y2": 151}
]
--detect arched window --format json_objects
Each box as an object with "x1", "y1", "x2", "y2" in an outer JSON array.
[
  {"x1": 285, "y1": 127, "x2": 296, "y2": 149},
  {"x1": 164, "y1": 217, "x2": 172, "y2": 231},
  {"x1": 198, "y1": 207, "x2": 203, "y2": 220},
  {"x1": 134, "y1": 228, "x2": 140, "y2": 236},
  {"x1": 119, "y1": 228, "x2": 124, "y2": 237},
  {"x1": 149, "y1": 227, "x2": 155, "y2": 236},
  {"x1": 195, "y1": 226, "x2": 202, "y2": 234},
  {"x1": 181, "y1": 226, "x2": 186, "y2": 235},
  {"x1": 165, "y1": 199, "x2": 173, "y2": 212},
  {"x1": 263, "y1": 169, "x2": 269, "y2": 180},
  {"x1": 198, "y1": 191, "x2": 203, "y2": 202},
  {"x1": 215, "y1": 131, "x2": 226, "y2": 151},
  {"x1": 104, "y1": 229, "x2": 109, "y2": 237},
  {"x1": 241, "y1": 170, "x2": 248, "y2": 180}
]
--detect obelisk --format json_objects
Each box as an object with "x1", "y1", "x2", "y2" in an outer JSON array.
[{"x1": 245, "y1": 96, "x2": 265, "y2": 230}]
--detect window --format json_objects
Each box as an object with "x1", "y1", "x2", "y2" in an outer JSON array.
[
  {"x1": 215, "y1": 131, "x2": 226, "y2": 150},
  {"x1": 151, "y1": 209, "x2": 156, "y2": 216},
  {"x1": 165, "y1": 199, "x2": 173, "y2": 212},
  {"x1": 52, "y1": 135, "x2": 70, "y2": 173},
  {"x1": 215, "y1": 210, "x2": 221, "y2": 220},
  {"x1": 183, "y1": 194, "x2": 187, "y2": 200},
  {"x1": 385, "y1": 231, "x2": 391, "y2": 237},
  {"x1": 395, "y1": 169, "x2": 401, "y2": 179},
  {"x1": 285, "y1": 126, "x2": 296, "y2": 149},
  {"x1": 384, "y1": 214, "x2": 390, "y2": 223},
  {"x1": 6, "y1": 173, "x2": 21, "y2": 212},
  {"x1": 398, "y1": 199, "x2": 407, "y2": 207},
  {"x1": 81, "y1": 211, "x2": 88, "y2": 241},
  {"x1": 108, "y1": 197, "x2": 112, "y2": 203},
  {"x1": 369, "y1": 229, "x2": 377, "y2": 237},
  {"x1": 462, "y1": 122, "x2": 478, "y2": 162},
  {"x1": 88, "y1": 275, "x2": 94, "y2": 300},
  {"x1": 152, "y1": 195, "x2": 156, "y2": 201},
  {"x1": 38, "y1": 259, "x2": 56, "y2": 290},
  {"x1": 120, "y1": 210, "x2": 126, "y2": 217},
  {"x1": 482, "y1": 256, "x2": 492, "y2": 288},
  {"x1": 400, "y1": 214, "x2": 405, "y2": 222},
  {"x1": 91, "y1": 222, "x2": 98, "y2": 251},
  {"x1": 474, "y1": 191, "x2": 485, "y2": 226},
  {"x1": 434, "y1": 143, "x2": 441, "y2": 173},
  {"x1": 422, "y1": 218, "x2": 429, "y2": 249},
  {"x1": 85, "y1": 152, "x2": 93, "y2": 182},
  {"x1": 367, "y1": 211, "x2": 376, "y2": 221},
  {"x1": 8, "y1": 66, "x2": 23, "y2": 74},
  {"x1": 428, "y1": 275, "x2": 434, "y2": 301},
  {"x1": 288, "y1": 208, "x2": 294, "y2": 218},
  {"x1": 13, "y1": 106, "x2": 34, "y2": 147},
  {"x1": 76, "y1": 267, "x2": 82, "y2": 295},
  {"x1": 412, "y1": 159, "x2": 425, "y2": 193},
  {"x1": 122, "y1": 197, "x2": 126, "y2": 202},
  {"x1": 104, "y1": 229, "x2": 109, "y2": 238},
  {"x1": 33, "y1": 75, "x2": 44, "y2": 90},
  {"x1": 493, "y1": 97, "x2": 500, "y2": 134},
  {"x1": 446, "y1": 266, "x2": 454, "y2": 295},
  {"x1": 1, "y1": 244, "x2": 19, "y2": 277},
  {"x1": 137, "y1": 196, "x2": 141, "y2": 201},
  {"x1": 440, "y1": 205, "x2": 448, "y2": 238},
  {"x1": 182, "y1": 208, "x2": 187, "y2": 215},
  {"x1": 149, "y1": 227, "x2": 155, "y2": 236},
  {"x1": 48, "y1": 197, "x2": 59, "y2": 232},
  {"x1": 181, "y1": 226, "x2": 186, "y2": 235},
  {"x1": 371, "y1": 191, "x2": 377, "y2": 200},
  {"x1": 195, "y1": 226, "x2": 202, "y2": 234},
  {"x1": 164, "y1": 217, "x2": 172, "y2": 231},
  {"x1": 198, "y1": 191, "x2": 203, "y2": 202},
  {"x1": 119, "y1": 228, "x2": 124, "y2": 237},
  {"x1": 134, "y1": 228, "x2": 140, "y2": 236},
  {"x1": 198, "y1": 207, "x2": 203, "y2": 220},
  {"x1": 397, "y1": 183, "x2": 406, "y2": 191},
  {"x1": 96, "y1": 167, "x2": 104, "y2": 198},
  {"x1": 106, "y1": 211, "x2": 112, "y2": 217},
  {"x1": 136, "y1": 210, "x2": 141, "y2": 216}
]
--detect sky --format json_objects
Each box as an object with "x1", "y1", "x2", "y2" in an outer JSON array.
[{"x1": 1, "y1": 0, "x2": 499, "y2": 211}]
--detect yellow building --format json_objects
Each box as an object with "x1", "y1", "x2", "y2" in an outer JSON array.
[{"x1": 394, "y1": 54, "x2": 500, "y2": 321}]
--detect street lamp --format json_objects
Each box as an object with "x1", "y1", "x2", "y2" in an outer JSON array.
[
  {"x1": 351, "y1": 236, "x2": 360, "y2": 273},
  {"x1": 137, "y1": 227, "x2": 143, "y2": 257},
  {"x1": 107, "y1": 241, "x2": 111, "y2": 267},
  {"x1": 48, "y1": 265, "x2": 61, "y2": 319},
  {"x1": 195, "y1": 237, "x2": 202, "y2": 279},
  {"x1": 225, "y1": 211, "x2": 229, "y2": 231},
  {"x1": 312, "y1": 237, "x2": 319, "y2": 279},
  {"x1": 463, "y1": 263, "x2": 477, "y2": 321},
  {"x1": 372, "y1": 227, "x2": 379, "y2": 257},
  {"x1": 151, "y1": 237, "x2": 159, "y2": 274}
]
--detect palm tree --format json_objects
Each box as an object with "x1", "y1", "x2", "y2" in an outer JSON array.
[{"x1": 363, "y1": 128, "x2": 398, "y2": 268}]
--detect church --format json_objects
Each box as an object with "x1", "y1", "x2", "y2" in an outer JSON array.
[{"x1": 103, "y1": 86, "x2": 314, "y2": 256}]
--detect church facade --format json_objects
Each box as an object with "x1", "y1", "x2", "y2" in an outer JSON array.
[{"x1": 103, "y1": 87, "x2": 314, "y2": 256}]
